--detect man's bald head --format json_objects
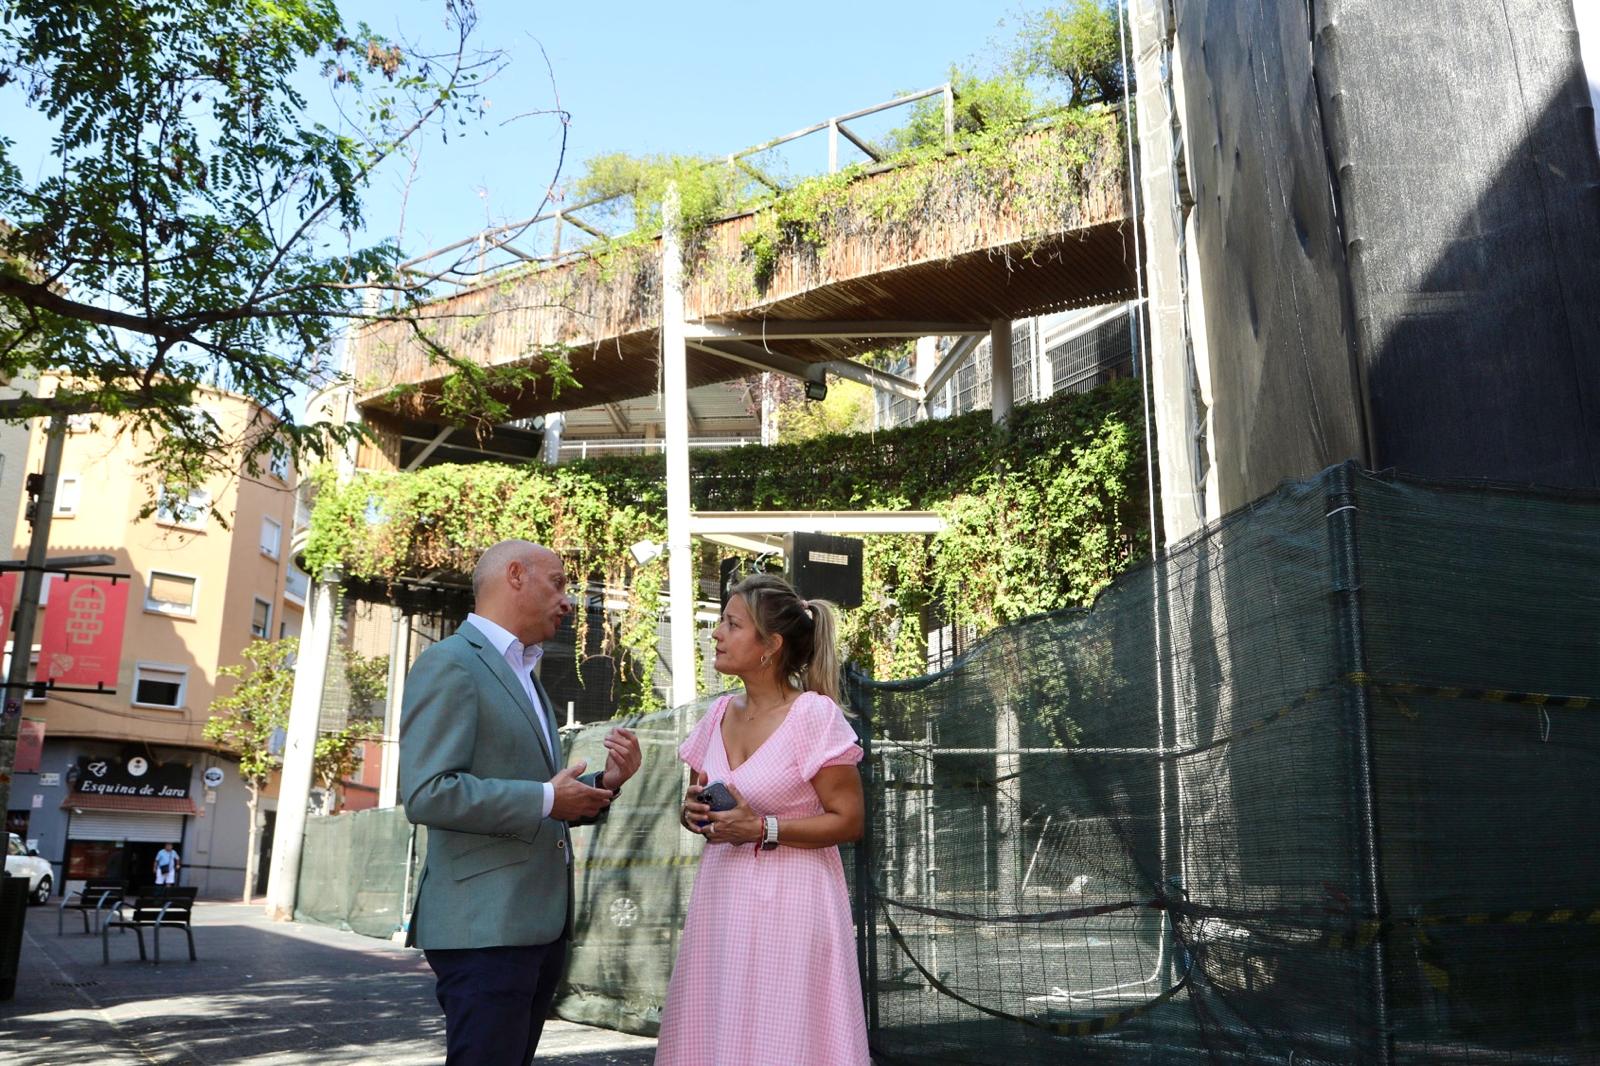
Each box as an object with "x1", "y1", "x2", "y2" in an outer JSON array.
[
  {"x1": 472, "y1": 539, "x2": 549, "y2": 601},
  {"x1": 471, "y1": 540, "x2": 572, "y2": 645}
]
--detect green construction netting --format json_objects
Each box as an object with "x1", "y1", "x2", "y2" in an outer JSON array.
[
  {"x1": 845, "y1": 463, "x2": 1600, "y2": 1064},
  {"x1": 295, "y1": 804, "x2": 422, "y2": 940},
  {"x1": 558, "y1": 692, "x2": 731, "y2": 1035},
  {"x1": 298, "y1": 463, "x2": 1600, "y2": 1063}
]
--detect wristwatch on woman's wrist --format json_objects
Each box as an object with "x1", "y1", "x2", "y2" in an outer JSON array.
[{"x1": 761, "y1": 815, "x2": 779, "y2": 850}]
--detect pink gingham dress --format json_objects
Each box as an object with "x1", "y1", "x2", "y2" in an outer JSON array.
[{"x1": 654, "y1": 691, "x2": 870, "y2": 1066}]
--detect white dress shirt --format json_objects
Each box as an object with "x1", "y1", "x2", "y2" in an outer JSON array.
[{"x1": 465, "y1": 613, "x2": 557, "y2": 819}]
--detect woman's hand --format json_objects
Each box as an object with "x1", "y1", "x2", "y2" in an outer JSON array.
[
  {"x1": 680, "y1": 769, "x2": 711, "y2": 835},
  {"x1": 703, "y1": 782, "x2": 762, "y2": 846}
]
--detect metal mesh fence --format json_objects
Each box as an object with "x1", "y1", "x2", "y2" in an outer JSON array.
[
  {"x1": 296, "y1": 463, "x2": 1600, "y2": 1061},
  {"x1": 847, "y1": 463, "x2": 1600, "y2": 1064}
]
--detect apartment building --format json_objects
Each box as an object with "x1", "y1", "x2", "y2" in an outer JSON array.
[{"x1": 3, "y1": 383, "x2": 309, "y2": 900}]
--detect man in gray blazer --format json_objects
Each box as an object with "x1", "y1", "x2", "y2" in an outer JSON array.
[{"x1": 401, "y1": 539, "x2": 642, "y2": 1065}]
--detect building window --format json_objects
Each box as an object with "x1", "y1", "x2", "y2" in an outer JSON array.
[
  {"x1": 251, "y1": 598, "x2": 272, "y2": 639},
  {"x1": 25, "y1": 649, "x2": 46, "y2": 701},
  {"x1": 67, "y1": 413, "x2": 93, "y2": 433},
  {"x1": 268, "y1": 450, "x2": 291, "y2": 482},
  {"x1": 156, "y1": 485, "x2": 210, "y2": 530},
  {"x1": 145, "y1": 572, "x2": 198, "y2": 618},
  {"x1": 284, "y1": 564, "x2": 309, "y2": 605},
  {"x1": 2, "y1": 646, "x2": 49, "y2": 702},
  {"x1": 260, "y1": 516, "x2": 282, "y2": 559},
  {"x1": 132, "y1": 664, "x2": 187, "y2": 708},
  {"x1": 53, "y1": 473, "x2": 81, "y2": 517}
]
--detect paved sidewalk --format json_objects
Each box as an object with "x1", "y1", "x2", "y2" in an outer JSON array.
[{"x1": 0, "y1": 902, "x2": 656, "y2": 1065}]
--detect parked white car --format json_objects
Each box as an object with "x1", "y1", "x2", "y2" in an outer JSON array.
[{"x1": 6, "y1": 832, "x2": 52, "y2": 904}]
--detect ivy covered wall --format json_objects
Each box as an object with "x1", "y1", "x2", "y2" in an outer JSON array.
[{"x1": 305, "y1": 379, "x2": 1150, "y2": 711}]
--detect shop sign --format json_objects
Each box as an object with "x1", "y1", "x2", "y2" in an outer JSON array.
[
  {"x1": 37, "y1": 576, "x2": 130, "y2": 689},
  {"x1": 74, "y1": 755, "x2": 190, "y2": 799},
  {"x1": 202, "y1": 767, "x2": 225, "y2": 789}
]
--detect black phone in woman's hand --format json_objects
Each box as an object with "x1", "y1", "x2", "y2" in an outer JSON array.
[{"x1": 695, "y1": 781, "x2": 736, "y2": 827}]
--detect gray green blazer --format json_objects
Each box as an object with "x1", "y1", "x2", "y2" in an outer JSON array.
[{"x1": 399, "y1": 619, "x2": 602, "y2": 949}]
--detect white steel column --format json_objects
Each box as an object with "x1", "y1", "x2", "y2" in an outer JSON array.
[
  {"x1": 996, "y1": 702, "x2": 1022, "y2": 904},
  {"x1": 760, "y1": 372, "x2": 776, "y2": 445},
  {"x1": 913, "y1": 336, "x2": 938, "y2": 421},
  {"x1": 264, "y1": 570, "x2": 339, "y2": 920},
  {"x1": 662, "y1": 185, "x2": 697, "y2": 708},
  {"x1": 989, "y1": 318, "x2": 1014, "y2": 424},
  {"x1": 1032, "y1": 316, "x2": 1051, "y2": 396},
  {"x1": 378, "y1": 605, "x2": 410, "y2": 808}
]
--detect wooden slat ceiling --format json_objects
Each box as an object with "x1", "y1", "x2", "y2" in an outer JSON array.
[{"x1": 359, "y1": 223, "x2": 1136, "y2": 424}]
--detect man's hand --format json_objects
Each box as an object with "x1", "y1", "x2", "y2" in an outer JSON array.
[
  {"x1": 601, "y1": 727, "x2": 642, "y2": 790},
  {"x1": 549, "y1": 760, "x2": 614, "y2": 822}
]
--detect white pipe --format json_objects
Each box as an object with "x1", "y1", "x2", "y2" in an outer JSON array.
[
  {"x1": 662, "y1": 185, "x2": 697, "y2": 710},
  {"x1": 378, "y1": 606, "x2": 409, "y2": 809}
]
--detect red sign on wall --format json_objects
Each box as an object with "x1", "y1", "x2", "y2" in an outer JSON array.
[
  {"x1": 36, "y1": 576, "x2": 130, "y2": 689},
  {"x1": 14, "y1": 719, "x2": 44, "y2": 774},
  {"x1": 0, "y1": 571, "x2": 15, "y2": 643}
]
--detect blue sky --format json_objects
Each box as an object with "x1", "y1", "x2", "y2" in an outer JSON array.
[
  {"x1": 2, "y1": 1, "x2": 1070, "y2": 263},
  {"x1": 342, "y1": 0, "x2": 1062, "y2": 255}
]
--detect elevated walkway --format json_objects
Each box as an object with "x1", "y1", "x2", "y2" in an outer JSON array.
[{"x1": 348, "y1": 115, "x2": 1137, "y2": 439}]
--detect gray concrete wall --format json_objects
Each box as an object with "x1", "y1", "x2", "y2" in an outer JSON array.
[
  {"x1": 1314, "y1": 0, "x2": 1600, "y2": 487},
  {"x1": 1134, "y1": 0, "x2": 1600, "y2": 545}
]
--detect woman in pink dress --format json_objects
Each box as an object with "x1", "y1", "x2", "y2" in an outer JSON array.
[{"x1": 655, "y1": 573, "x2": 870, "y2": 1066}]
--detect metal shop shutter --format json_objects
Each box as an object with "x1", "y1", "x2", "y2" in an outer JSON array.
[{"x1": 67, "y1": 811, "x2": 186, "y2": 843}]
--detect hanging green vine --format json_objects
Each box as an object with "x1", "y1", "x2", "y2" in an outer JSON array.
[
  {"x1": 303, "y1": 461, "x2": 666, "y2": 715},
  {"x1": 305, "y1": 379, "x2": 1149, "y2": 711}
]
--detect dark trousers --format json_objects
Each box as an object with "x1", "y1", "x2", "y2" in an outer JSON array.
[{"x1": 425, "y1": 939, "x2": 568, "y2": 1066}]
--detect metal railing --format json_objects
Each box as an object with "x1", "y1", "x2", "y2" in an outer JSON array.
[
  {"x1": 396, "y1": 85, "x2": 955, "y2": 289},
  {"x1": 555, "y1": 436, "x2": 758, "y2": 461}
]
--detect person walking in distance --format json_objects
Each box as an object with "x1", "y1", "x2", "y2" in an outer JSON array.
[
  {"x1": 401, "y1": 539, "x2": 643, "y2": 1066},
  {"x1": 153, "y1": 842, "x2": 180, "y2": 886}
]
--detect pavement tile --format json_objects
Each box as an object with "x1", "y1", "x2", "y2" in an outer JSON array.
[{"x1": 0, "y1": 902, "x2": 657, "y2": 1065}]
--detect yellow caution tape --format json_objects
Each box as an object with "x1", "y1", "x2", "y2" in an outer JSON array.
[{"x1": 574, "y1": 854, "x2": 702, "y2": 871}]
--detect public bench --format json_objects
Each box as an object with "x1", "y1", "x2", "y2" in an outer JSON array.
[
  {"x1": 58, "y1": 879, "x2": 125, "y2": 936},
  {"x1": 101, "y1": 886, "x2": 198, "y2": 965}
]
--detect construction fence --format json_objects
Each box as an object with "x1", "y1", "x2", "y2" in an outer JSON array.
[{"x1": 297, "y1": 463, "x2": 1600, "y2": 1063}]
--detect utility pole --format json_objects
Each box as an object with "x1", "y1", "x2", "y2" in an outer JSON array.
[{"x1": 0, "y1": 414, "x2": 67, "y2": 819}]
